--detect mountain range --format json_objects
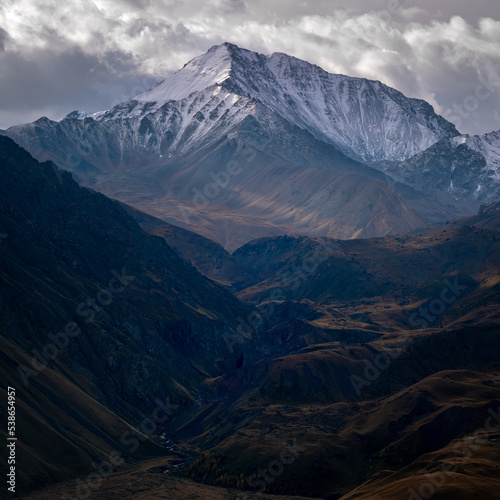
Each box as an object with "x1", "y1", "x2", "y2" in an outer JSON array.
[
  {"x1": 1, "y1": 43, "x2": 500, "y2": 499},
  {"x1": 5, "y1": 43, "x2": 500, "y2": 249}
]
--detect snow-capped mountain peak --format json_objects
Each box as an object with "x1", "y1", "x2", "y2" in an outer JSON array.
[
  {"x1": 5, "y1": 43, "x2": 500, "y2": 250},
  {"x1": 12, "y1": 43, "x2": 463, "y2": 167},
  {"x1": 128, "y1": 42, "x2": 458, "y2": 164},
  {"x1": 136, "y1": 43, "x2": 237, "y2": 103}
]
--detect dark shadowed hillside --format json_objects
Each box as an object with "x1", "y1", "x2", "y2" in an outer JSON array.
[{"x1": 0, "y1": 135, "x2": 261, "y2": 493}]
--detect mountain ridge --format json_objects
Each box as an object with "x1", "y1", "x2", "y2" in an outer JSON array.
[
  {"x1": 4, "y1": 43, "x2": 500, "y2": 250},
  {"x1": 100, "y1": 42, "x2": 460, "y2": 164}
]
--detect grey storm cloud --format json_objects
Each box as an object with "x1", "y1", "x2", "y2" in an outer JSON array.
[
  {"x1": 1, "y1": 0, "x2": 500, "y2": 134},
  {"x1": 0, "y1": 45, "x2": 158, "y2": 129}
]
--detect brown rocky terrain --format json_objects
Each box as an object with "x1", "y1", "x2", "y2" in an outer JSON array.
[{"x1": 1, "y1": 136, "x2": 499, "y2": 499}]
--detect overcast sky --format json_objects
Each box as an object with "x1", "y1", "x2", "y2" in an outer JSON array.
[{"x1": 1, "y1": 0, "x2": 500, "y2": 135}]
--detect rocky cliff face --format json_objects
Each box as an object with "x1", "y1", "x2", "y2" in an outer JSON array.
[{"x1": 389, "y1": 132, "x2": 500, "y2": 207}]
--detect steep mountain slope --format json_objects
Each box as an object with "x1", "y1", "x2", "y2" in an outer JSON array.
[
  {"x1": 0, "y1": 341, "x2": 165, "y2": 493},
  {"x1": 0, "y1": 136, "x2": 260, "y2": 493},
  {"x1": 27, "y1": 42, "x2": 457, "y2": 166},
  {"x1": 5, "y1": 102, "x2": 443, "y2": 250},
  {"x1": 4, "y1": 43, "x2": 462, "y2": 249},
  {"x1": 389, "y1": 131, "x2": 500, "y2": 207},
  {"x1": 122, "y1": 204, "x2": 251, "y2": 287}
]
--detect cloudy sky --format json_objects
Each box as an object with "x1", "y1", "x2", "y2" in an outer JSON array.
[{"x1": 1, "y1": 0, "x2": 500, "y2": 135}]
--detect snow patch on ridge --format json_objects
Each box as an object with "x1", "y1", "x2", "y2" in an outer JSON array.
[
  {"x1": 135, "y1": 44, "x2": 234, "y2": 104},
  {"x1": 452, "y1": 132, "x2": 500, "y2": 181}
]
